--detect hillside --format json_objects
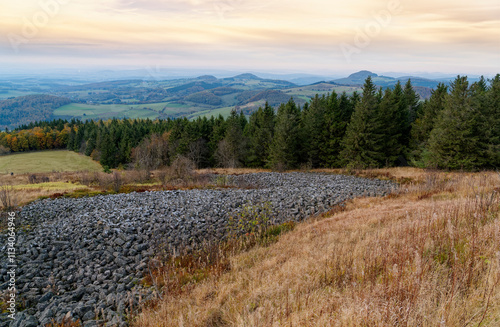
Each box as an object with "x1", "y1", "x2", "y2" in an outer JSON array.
[
  {"x1": 134, "y1": 169, "x2": 500, "y2": 326},
  {"x1": 334, "y1": 70, "x2": 439, "y2": 88},
  {"x1": 0, "y1": 150, "x2": 101, "y2": 174},
  {"x1": 0, "y1": 71, "x2": 449, "y2": 127},
  {"x1": 0, "y1": 94, "x2": 71, "y2": 130}
]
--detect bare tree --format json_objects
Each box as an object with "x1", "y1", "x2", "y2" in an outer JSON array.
[
  {"x1": 187, "y1": 138, "x2": 208, "y2": 169},
  {"x1": 215, "y1": 139, "x2": 239, "y2": 168},
  {"x1": 132, "y1": 133, "x2": 170, "y2": 174}
]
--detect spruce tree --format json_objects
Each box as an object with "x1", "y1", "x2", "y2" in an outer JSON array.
[
  {"x1": 244, "y1": 102, "x2": 275, "y2": 167},
  {"x1": 340, "y1": 77, "x2": 385, "y2": 168},
  {"x1": 301, "y1": 94, "x2": 327, "y2": 167},
  {"x1": 216, "y1": 110, "x2": 246, "y2": 168},
  {"x1": 409, "y1": 83, "x2": 448, "y2": 165},
  {"x1": 485, "y1": 74, "x2": 500, "y2": 167},
  {"x1": 425, "y1": 76, "x2": 484, "y2": 170},
  {"x1": 67, "y1": 127, "x2": 76, "y2": 151},
  {"x1": 400, "y1": 79, "x2": 421, "y2": 151},
  {"x1": 268, "y1": 98, "x2": 301, "y2": 170},
  {"x1": 377, "y1": 88, "x2": 403, "y2": 166},
  {"x1": 320, "y1": 91, "x2": 350, "y2": 167}
]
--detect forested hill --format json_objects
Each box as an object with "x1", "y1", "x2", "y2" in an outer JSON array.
[
  {"x1": 0, "y1": 95, "x2": 71, "y2": 130},
  {"x1": 0, "y1": 71, "x2": 441, "y2": 128},
  {"x1": 3, "y1": 75, "x2": 499, "y2": 171}
]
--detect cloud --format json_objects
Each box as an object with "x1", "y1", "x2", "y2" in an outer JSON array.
[{"x1": 0, "y1": 0, "x2": 498, "y2": 74}]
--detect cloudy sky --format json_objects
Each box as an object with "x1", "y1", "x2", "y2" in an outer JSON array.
[{"x1": 1, "y1": 0, "x2": 499, "y2": 75}]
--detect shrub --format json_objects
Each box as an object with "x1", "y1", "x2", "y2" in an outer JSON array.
[
  {"x1": 0, "y1": 183, "x2": 16, "y2": 210},
  {"x1": 111, "y1": 172, "x2": 122, "y2": 193},
  {"x1": 169, "y1": 155, "x2": 195, "y2": 181}
]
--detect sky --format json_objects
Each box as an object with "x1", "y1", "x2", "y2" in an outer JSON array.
[{"x1": 0, "y1": 0, "x2": 499, "y2": 76}]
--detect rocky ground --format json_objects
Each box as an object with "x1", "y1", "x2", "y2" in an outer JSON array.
[{"x1": 1, "y1": 172, "x2": 396, "y2": 327}]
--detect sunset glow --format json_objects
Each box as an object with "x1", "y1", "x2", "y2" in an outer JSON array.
[{"x1": 1, "y1": 0, "x2": 499, "y2": 74}]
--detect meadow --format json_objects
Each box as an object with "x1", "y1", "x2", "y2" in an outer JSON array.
[
  {"x1": 0, "y1": 150, "x2": 101, "y2": 174},
  {"x1": 133, "y1": 168, "x2": 500, "y2": 327},
  {"x1": 53, "y1": 102, "x2": 193, "y2": 120},
  {"x1": 1, "y1": 153, "x2": 498, "y2": 326}
]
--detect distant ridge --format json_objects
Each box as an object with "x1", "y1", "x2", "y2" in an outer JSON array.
[
  {"x1": 334, "y1": 70, "x2": 440, "y2": 89},
  {"x1": 231, "y1": 73, "x2": 262, "y2": 80},
  {"x1": 347, "y1": 70, "x2": 378, "y2": 80}
]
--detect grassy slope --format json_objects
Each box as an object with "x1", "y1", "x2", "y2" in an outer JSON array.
[
  {"x1": 53, "y1": 102, "x2": 195, "y2": 120},
  {"x1": 0, "y1": 150, "x2": 101, "y2": 174},
  {"x1": 134, "y1": 168, "x2": 500, "y2": 327}
]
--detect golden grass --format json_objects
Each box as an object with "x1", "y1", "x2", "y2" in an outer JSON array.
[
  {"x1": 197, "y1": 168, "x2": 271, "y2": 175},
  {"x1": 1, "y1": 167, "x2": 265, "y2": 209},
  {"x1": 133, "y1": 170, "x2": 500, "y2": 327},
  {"x1": 12, "y1": 182, "x2": 87, "y2": 191},
  {"x1": 8, "y1": 182, "x2": 89, "y2": 207},
  {"x1": 0, "y1": 172, "x2": 92, "y2": 208}
]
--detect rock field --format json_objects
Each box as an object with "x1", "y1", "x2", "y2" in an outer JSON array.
[{"x1": 1, "y1": 172, "x2": 396, "y2": 327}]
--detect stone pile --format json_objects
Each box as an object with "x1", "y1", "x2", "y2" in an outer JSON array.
[{"x1": 1, "y1": 173, "x2": 396, "y2": 327}]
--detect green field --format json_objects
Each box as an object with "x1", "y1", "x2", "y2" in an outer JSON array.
[
  {"x1": 189, "y1": 106, "x2": 235, "y2": 119},
  {"x1": 0, "y1": 150, "x2": 102, "y2": 174},
  {"x1": 284, "y1": 85, "x2": 361, "y2": 98},
  {"x1": 53, "y1": 102, "x2": 193, "y2": 120},
  {"x1": 50, "y1": 85, "x2": 362, "y2": 122},
  {"x1": 0, "y1": 91, "x2": 36, "y2": 100}
]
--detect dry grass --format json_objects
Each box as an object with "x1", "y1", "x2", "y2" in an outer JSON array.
[
  {"x1": 0, "y1": 171, "x2": 91, "y2": 208},
  {"x1": 197, "y1": 168, "x2": 271, "y2": 175},
  {"x1": 133, "y1": 169, "x2": 500, "y2": 327},
  {"x1": 0, "y1": 168, "x2": 265, "y2": 209}
]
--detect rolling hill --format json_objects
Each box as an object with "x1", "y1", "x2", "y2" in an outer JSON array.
[
  {"x1": 334, "y1": 70, "x2": 440, "y2": 89},
  {"x1": 0, "y1": 71, "x2": 447, "y2": 127}
]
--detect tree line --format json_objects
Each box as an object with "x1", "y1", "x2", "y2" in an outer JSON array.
[{"x1": 3, "y1": 75, "x2": 499, "y2": 171}]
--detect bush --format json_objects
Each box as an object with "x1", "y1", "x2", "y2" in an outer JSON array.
[
  {"x1": 158, "y1": 156, "x2": 195, "y2": 185},
  {"x1": 111, "y1": 172, "x2": 122, "y2": 193},
  {"x1": 28, "y1": 174, "x2": 50, "y2": 184},
  {"x1": 170, "y1": 155, "x2": 195, "y2": 180},
  {"x1": 0, "y1": 183, "x2": 16, "y2": 210}
]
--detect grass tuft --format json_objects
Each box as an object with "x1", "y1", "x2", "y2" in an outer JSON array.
[{"x1": 133, "y1": 169, "x2": 500, "y2": 327}]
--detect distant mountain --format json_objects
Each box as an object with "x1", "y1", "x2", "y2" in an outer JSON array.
[
  {"x1": 195, "y1": 75, "x2": 218, "y2": 81},
  {"x1": 334, "y1": 71, "x2": 394, "y2": 86},
  {"x1": 224, "y1": 73, "x2": 262, "y2": 81},
  {"x1": 334, "y1": 70, "x2": 440, "y2": 88},
  {"x1": 234, "y1": 73, "x2": 262, "y2": 80},
  {"x1": 333, "y1": 70, "x2": 440, "y2": 98},
  {"x1": 346, "y1": 70, "x2": 378, "y2": 81}
]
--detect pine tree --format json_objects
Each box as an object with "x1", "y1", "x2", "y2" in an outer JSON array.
[
  {"x1": 404, "y1": 79, "x2": 421, "y2": 127},
  {"x1": 485, "y1": 74, "x2": 500, "y2": 167},
  {"x1": 320, "y1": 91, "x2": 355, "y2": 167},
  {"x1": 377, "y1": 88, "x2": 403, "y2": 166},
  {"x1": 399, "y1": 79, "x2": 421, "y2": 152},
  {"x1": 409, "y1": 83, "x2": 448, "y2": 165},
  {"x1": 340, "y1": 77, "x2": 385, "y2": 168},
  {"x1": 67, "y1": 127, "x2": 75, "y2": 151},
  {"x1": 268, "y1": 99, "x2": 301, "y2": 170},
  {"x1": 99, "y1": 130, "x2": 118, "y2": 168},
  {"x1": 469, "y1": 76, "x2": 498, "y2": 168},
  {"x1": 425, "y1": 76, "x2": 484, "y2": 170},
  {"x1": 216, "y1": 110, "x2": 246, "y2": 168},
  {"x1": 244, "y1": 102, "x2": 275, "y2": 167},
  {"x1": 301, "y1": 94, "x2": 327, "y2": 167}
]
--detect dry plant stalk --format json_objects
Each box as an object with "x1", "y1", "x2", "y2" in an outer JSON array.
[{"x1": 133, "y1": 169, "x2": 500, "y2": 327}]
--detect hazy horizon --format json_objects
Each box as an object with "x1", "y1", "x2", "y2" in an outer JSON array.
[{"x1": 1, "y1": 0, "x2": 499, "y2": 77}]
